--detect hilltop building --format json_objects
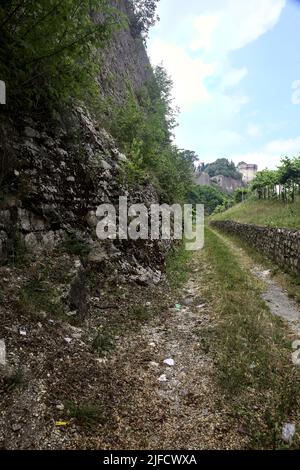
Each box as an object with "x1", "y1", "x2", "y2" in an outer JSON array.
[{"x1": 237, "y1": 162, "x2": 258, "y2": 184}]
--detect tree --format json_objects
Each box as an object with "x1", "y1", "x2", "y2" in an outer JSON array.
[
  {"x1": 203, "y1": 158, "x2": 242, "y2": 180},
  {"x1": 0, "y1": 0, "x2": 122, "y2": 108},
  {"x1": 188, "y1": 185, "x2": 231, "y2": 215},
  {"x1": 129, "y1": 0, "x2": 160, "y2": 38}
]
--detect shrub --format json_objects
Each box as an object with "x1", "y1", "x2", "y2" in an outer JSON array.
[{"x1": 0, "y1": 0, "x2": 122, "y2": 109}]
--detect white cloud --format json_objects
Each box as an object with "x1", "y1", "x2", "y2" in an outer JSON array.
[
  {"x1": 264, "y1": 136, "x2": 300, "y2": 154},
  {"x1": 247, "y1": 124, "x2": 261, "y2": 137},
  {"x1": 232, "y1": 135, "x2": 300, "y2": 169},
  {"x1": 291, "y1": 80, "x2": 300, "y2": 105},
  {"x1": 189, "y1": 15, "x2": 219, "y2": 51},
  {"x1": 190, "y1": 0, "x2": 286, "y2": 55},
  {"x1": 220, "y1": 67, "x2": 248, "y2": 90},
  {"x1": 218, "y1": 130, "x2": 243, "y2": 146},
  {"x1": 148, "y1": 40, "x2": 216, "y2": 108}
]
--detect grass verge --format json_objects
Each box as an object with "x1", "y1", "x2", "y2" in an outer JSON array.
[
  {"x1": 211, "y1": 196, "x2": 300, "y2": 230},
  {"x1": 201, "y1": 227, "x2": 300, "y2": 449},
  {"x1": 166, "y1": 240, "x2": 192, "y2": 289}
]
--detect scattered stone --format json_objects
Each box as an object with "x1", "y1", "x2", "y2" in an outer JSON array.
[
  {"x1": 238, "y1": 425, "x2": 248, "y2": 435},
  {"x1": 0, "y1": 339, "x2": 6, "y2": 366},
  {"x1": 158, "y1": 374, "x2": 167, "y2": 383},
  {"x1": 182, "y1": 298, "x2": 193, "y2": 306},
  {"x1": 12, "y1": 423, "x2": 22, "y2": 432},
  {"x1": 66, "y1": 176, "x2": 75, "y2": 182},
  {"x1": 56, "y1": 403, "x2": 65, "y2": 411},
  {"x1": 74, "y1": 259, "x2": 82, "y2": 269},
  {"x1": 196, "y1": 304, "x2": 206, "y2": 309},
  {"x1": 88, "y1": 246, "x2": 108, "y2": 264},
  {"x1": 149, "y1": 342, "x2": 156, "y2": 348},
  {"x1": 132, "y1": 266, "x2": 161, "y2": 286},
  {"x1": 282, "y1": 423, "x2": 296, "y2": 443},
  {"x1": 163, "y1": 358, "x2": 175, "y2": 367},
  {"x1": 24, "y1": 126, "x2": 40, "y2": 139},
  {"x1": 64, "y1": 337, "x2": 72, "y2": 344},
  {"x1": 19, "y1": 327, "x2": 27, "y2": 336},
  {"x1": 149, "y1": 361, "x2": 159, "y2": 368},
  {"x1": 100, "y1": 159, "x2": 112, "y2": 171},
  {"x1": 66, "y1": 311, "x2": 77, "y2": 317}
]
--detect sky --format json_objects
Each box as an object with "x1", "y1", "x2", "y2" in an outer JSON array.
[{"x1": 148, "y1": 0, "x2": 300, "y2": 170}]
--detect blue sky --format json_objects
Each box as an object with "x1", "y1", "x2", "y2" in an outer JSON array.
[{"x1": 148, "y1": 0, "x2": 300, "y2": 169}]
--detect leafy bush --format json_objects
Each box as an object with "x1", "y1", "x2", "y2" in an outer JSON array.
[
  {"x1": 189, "y1": 185, "x2": 231, "y2": 214},
  {"x1": 0, "y1": 0, "x2": 122, "y2": 109},
  {"x1": 251, "y1": 157, "x2": 300, "y2": 202},
  {"x1": 234, "y1": 187, "x2": 249, "y2": 203},
  {"x1": 109, "y1": 66, "x2": 195, "y2": 204}
]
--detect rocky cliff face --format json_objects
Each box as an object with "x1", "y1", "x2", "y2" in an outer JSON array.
[
  {"x1": 193, "y1": 171, "x2": 244, "y2": 193},
  {"x1": 0, "y1": 0, "x2": 168, "y2": 287},
  {"x1": 97, "y1": 0, "x2": 153, "y2": 105}
]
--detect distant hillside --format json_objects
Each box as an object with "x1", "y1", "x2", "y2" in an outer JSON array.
[
  {"x1": 194, "y1": 158, "x2": 245, "y2": 194},
  {"x1": 204, "y1": 158, "x2": 242, "y2": 180},
  {"x1": 211, "y1": 197, "x2": 300, "y2": 230}
]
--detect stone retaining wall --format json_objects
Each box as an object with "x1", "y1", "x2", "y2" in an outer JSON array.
[{"x1": 210, "y1": 220, "x2": 300, "y2": 275}]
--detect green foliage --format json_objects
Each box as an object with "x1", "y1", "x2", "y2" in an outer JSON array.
[
  {"x1": 3, "y1": 367, "x2": 24, "y2": 393},
  {"x1": 129, "y1": 0, "x2": 159, "y2": 38},
  {"x1": 109, "y1": 66, "x2": 195, "y2": 204},
  {"x1": 166, "y1": 240, "x2": 192, "y2": 288},
  {"x1": 204, "y1": 158, "x2": 242, "y2": 180},
  {"x1": 233, "y1": 187, "x2": 249, "y2": 203},
  {"x1": 92, "y1": 327, "x2": 116, "y2": 355},
  {"x1": 211, "y1": 197, "x2": 300, "y2": 229},
  {"x1": 0, "y1": 0, "x2": 122, "y2": 108},
  {"x1": 204, "y1": 227, "x2": 300, "y2": 448},
  {"x1": 65, "y1": 400, "x2": 105, "y2": 425},
  {"x1": 251, "y1": 157, "x2": 300, "y2": 202},
  {"x1": 2, "y1": 225, "x2": 27, "y2": 267},
  {"x1": 62, "y1": 233, "x2": 90, "y2": 258},
  {"x1": 188, "y1": 184, "x2": 231, "y2": 215},
  {"x1": 19, "y1": 277, "x2": 65, "y2": 318}
]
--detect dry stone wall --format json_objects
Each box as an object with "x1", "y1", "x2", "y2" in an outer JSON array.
[{"x1": 211, "y1": 220, "x2": 300, "y2": 275}]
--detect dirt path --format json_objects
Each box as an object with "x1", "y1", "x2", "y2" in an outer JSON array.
[
  {"x1": 77, "y1": 254, "x2": 245, "y2": 450},
  {"x1": 211, "y1": 227, "x2": 300, "y2": 334},
  {"x1": 252, "y1": 267, "x2": 300, "y2": 333}
]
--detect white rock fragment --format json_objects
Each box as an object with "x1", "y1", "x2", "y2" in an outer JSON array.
[
  {"x1": 149, "y1": 361, "x2": 159, "y2": 368},
  {"x1": 64, "y1": 337, "x2": 72, "y2": 344},
  {"x1": 19, "y1": 327, "x2": 27, "y2": 336},
  {"x1": 158, "y1": 374, "x2": 167, "y2": 383},
  {"x1": 163, "y1": 358, "x2": 175, "y2": 367},
  {"x1": 0, "y1": 339, "x2": 6, "y2": 365},
  {"x1": 282, "y1": 423, "x2": 296, "y2": 443}
]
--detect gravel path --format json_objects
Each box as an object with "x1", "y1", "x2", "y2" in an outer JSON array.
[
  {"x1": 80, "y1": 255, "x2": 245, "y2": 450},
  {"x1": 252, "y1": 267, "x2": 300, "y2": 334}
]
